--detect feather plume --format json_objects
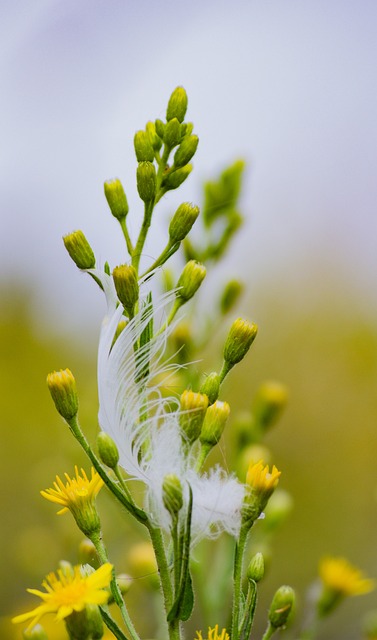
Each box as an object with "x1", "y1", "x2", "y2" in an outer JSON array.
[{"x1": 91, "y1": 269, "x2": 245, "y2": 540}]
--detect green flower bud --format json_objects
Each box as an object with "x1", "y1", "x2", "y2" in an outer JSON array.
[
  {"x1": 113, "y1": 264, "x2": 139, "y2": 315},
  {"x1": 200, "y1": 372, "x2": 221, "y2": 404},
  {"x1": 176, "y1": 260, "x2": 206, "y2": 303},
  {"x1": 164, "y1": 117, "x2": 182, "y2": 149},
  {"x1": 181, "y1": 122, "x2": 194, "y2": 137},
  {"x1": 162, "y1": 164, "x2": 193, "y2": 190},
  {"x1": 47, "y1": 369, "x2": 78, "y2": 421},
  {"x1": 200, "y1": 400, "x2": 230, "y2": 447},
  {"x1": 162, "y1": 474, "x2": 184, "y2": 517},
  {"x1": 97, "y1": 431, "x2": 119, "y2": 469},
  {"x1": 63, "y1": 230, "x2": 96, "y2": 270},
  {"x1": 22, "y1": 625, "x2": 48, "y2": 640},
  {"x1": 174, "y1": 134, "x2": 199, "y2": 168},
  {"x1": 223, "y1": 318, "x2": 258, "y2": 367},
  {"x1": 251, "y1": 381, "x2": 288, "y2": 432},
  {"x1": 134, "y1": 130, "x2": 155, "y2": 162},
  {"x1": 363, "y1": 609, "x2": 377, "y2": 640},
  {"x1": 263, "y1": 489, "x2": 294, "y2": 531},
  {"x1": 179, "y1": 390, "x2": 209, "y2": 444},
  {"x1": 146, "y1": 121, "x2": 162, "y2": 151},
  {"x1": 155, "y1": 118, "x2": 165, "y2": 138},
  {"x1": 220, "y1": 280, "x2": 244, "y2": 315},
  {"x1": 169, "y1": 202, "x2": 200, "y2": 243},
  {"x1": 78, "y1": 538, "x2": 99, "y2": 567},
  {"x1": 247, "y1": 552, "x2": 265, "y2": 583},
  {"x1": 166, "y1": 86, "x2": 188, "y2": 123},
  {"x1": 268, "y1": 585, "x2": 295, "y2": 629},
  {"x1": 116, "y1": 574, "x2": 132, "y2": 596},
  {"x1": 104, "y1": 178, "x2": 129, "y2": 220},
  {"x1": 136, "y1": 161, "x2": 157, "y2": 203}
]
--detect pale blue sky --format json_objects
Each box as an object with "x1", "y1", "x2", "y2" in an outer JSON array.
[{"x1": 1, "y1": 1, "x2": 377, "y2": 331}]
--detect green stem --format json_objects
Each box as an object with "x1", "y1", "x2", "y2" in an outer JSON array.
[
  {"x1": 147, "y1": 524, "x2": 180, "y2": 640},
  {"x1": 67, "y1": 416, "x2": 148, "y2": 525},
  {"x1": 132, "y1": 201, "x2": 154, "y2": 273},
  {"x1": 195, "y1": 443, "x2": 212, "y2": 472},
  {"x1": 231, "y1": 524, "x2": 249, "y2": 640},
  {"x1": 141, "y1": 239, "x2": 181, "y2": 278},
  {"x1": 91, "y1": 531, "x2": 140, "y2": 640},
  {"x1": 219, "y1": 360, "x2": 233, "y2": 384},
  {"x1": 119, "y1": 217, "x2": 134, "y2": 257},
  {"x1": 261, "y1": 622, "x2": 276, "y2": 640}
]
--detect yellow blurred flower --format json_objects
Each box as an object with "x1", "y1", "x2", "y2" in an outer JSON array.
[
  {"x1": 319, "y1": 556, "x2": 375, "y2": 596},
  {"x1": 196, "y1": 625, "x2": 230, "y2": 640},
  {"x1": 12, "y1": 563, "x2": 112, "y2": 631}
]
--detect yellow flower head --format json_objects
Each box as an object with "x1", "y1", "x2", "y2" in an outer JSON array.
[
  {"x1": 319, "y1": 556, "x2": 375, "y2": 597},
  {"x1": 41, "y1": 467, "x2": 104, "y2": 536},
  {"x1": 196, "y1": 625, "x2": 230, "y2": 640},
  {"x1": 246, "y1": 460, "x2": 281, "y2": 498},
  {"x1": 12, "y1": 563, "x2": 112, "y2": 631}
]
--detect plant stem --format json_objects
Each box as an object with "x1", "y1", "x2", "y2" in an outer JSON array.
[
  {"x1": 147, "y1": 523, "x2": 181, "y2": 640},
  {"x1": 67, "y1": 416, "x2": 148, "y2": 524},
  {"x1": 261, "y1": 623, "x2": 276, "y2": 640},
  {"x1": 231, "y1": 524, "x2": 249, "y2": 640},
  {"x1": 91, "y1": 532, "x2": 140, "y2": 640},
  {"x1": 132, "y1": 201, "x2": 154, "y2": 273}
]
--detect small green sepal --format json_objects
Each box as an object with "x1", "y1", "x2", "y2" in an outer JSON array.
[
  {"x1": 174, "y1": 134, "x2": 199, "y2": 168},
  {"x1": 176, "y1": 260, "x2": 206, "y2": 303},
  {"x1": 136, "y1": 161, "x2": 157, "y2": 203}
]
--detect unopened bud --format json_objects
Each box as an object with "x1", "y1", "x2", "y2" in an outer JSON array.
[
  {"x1": 78, "y1": 538, "x2": 99, "y2": 567},
  {"x1": 252, "y1": 381, "x2": 288, "y2": 432},
  {"x1": 116, "y1": 573, "x2": 132, "y2": 596},
  {"x1": 134, "y1": 130, "x2": 155, "y2": 162},
  {"x1": 179, "y1": 390, "x2": 209, "y2": 444},
  {"x1": 223, "y1": 318, "x2": 258, "y2": 367},
  {"x1": 22, "y1": 625, "x2": 48, "y2": 640},
  {"x1": 97, "y1": 431, "x2": 119, "y2": 469},
  {"x1": 63, "y1": 230, "x2": 95, "y2": 270},
  {"x1": 247, "y1": 552, "x2": 265, "y2": 583},
  {"x1": 176, "y1": 260, "x2": 206, "y2": 303},
  {"x1": 155, "y1": 118, "x2": 165, "y2": 138},
  {"x1": 200, "y1": 372, "x2": 221, "y2": 404},
  {"x1": 104, "y1": 178, "x2": 129, "y2": 220},
  {"x1": 268, "y1": 585, "x2": 295, "y2": 629},
  {"x1": 169, "y1": 202, "x2": 200, "y2": 243},
  {"x1": 163, "y1": 474, "x2": 183, "y2": 517},
  {"x1": 113, "y1": 264, "x2": 139, "y2": 315},
  {"x1": 220, "y1": 280, "x2": 244, "y2": 315},
  {"x1": 146, "y1": 121, "x2": 162, "y2": 151},
  {"x1": 162, "y1": 164, "x2": 193, "y2": 190},
  {"x1": 136, "y1": 161, "x2": 157, "y2": 203},
  {"x1": 200, "y1": 401, "x2": 230, "y2": 447},
  {"x1": 166, "y1": 86, "x2": 188, "y2": 123},
  {"x1": 47, "y1": 369, "x2": 78, "y2": 421},
  {"x1": 164, "y1": 117, "x2": 182, "y2": 148},
  {"x1": 174, "y1": 134, "x2": 199, "y2": 168}
]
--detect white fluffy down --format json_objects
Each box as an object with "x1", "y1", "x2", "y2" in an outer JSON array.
[{"x1": 93, "y1": 270, "x2": 245, "y2": 541}]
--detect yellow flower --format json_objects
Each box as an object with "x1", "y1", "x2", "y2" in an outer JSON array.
[
  {"x1": 246, "y1": 460, "x2": 281, "y2": 498},
  {"x1": 41, "y1": 466, "x2": 104, "y2": 536},
  {"x1": 196, "y1": 625, "x2": 230, "y2": 640},
  {"x1": 319, "y1": 556, "x2": 375, "y2": 596},
  {"x1": 12, "y1": 563, "x2": 113, "y2": 631}
]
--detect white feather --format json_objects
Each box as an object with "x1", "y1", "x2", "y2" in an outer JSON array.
[{"x1": 92, "y1": 269, "x2": 245, "y2": 541}]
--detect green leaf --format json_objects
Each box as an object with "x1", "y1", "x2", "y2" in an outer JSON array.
[{"x1": 179, "y1": 570, "x2": 194, "y2": 621}]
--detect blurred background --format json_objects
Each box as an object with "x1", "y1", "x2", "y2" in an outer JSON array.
[{"x1": 1, "y1": 1, "x2": 377, "y2": 638}]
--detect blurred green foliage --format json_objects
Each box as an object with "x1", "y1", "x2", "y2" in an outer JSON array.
[{"x1": 1, "y1": 278, "x2": 377, "y2": 639}]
